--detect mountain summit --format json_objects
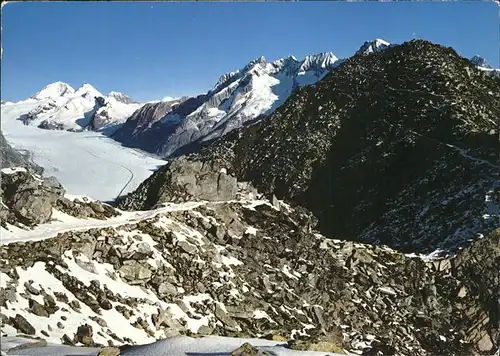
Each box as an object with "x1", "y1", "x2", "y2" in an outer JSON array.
[
  {"x1": 31, "y1": 81, "x2": 75, "y2": 100},
  {"x1": 355, "y1": 38, "x2": 391, "y2": 55},
  {"x1": 470, "y1": 55, "x2": 492, "y2": 69}
]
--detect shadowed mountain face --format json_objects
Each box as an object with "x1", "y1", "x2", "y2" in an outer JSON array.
[
  {"x1": 111, "y1": 96, "x2": 203, "y2": 153},
  {"x1": 121, "y1": 40, "x2": 500, "y2": 256}
]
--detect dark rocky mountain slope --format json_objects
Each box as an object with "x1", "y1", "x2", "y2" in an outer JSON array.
[{"x1": 119, "y1": 40, "x2": 500, "y2": 256}]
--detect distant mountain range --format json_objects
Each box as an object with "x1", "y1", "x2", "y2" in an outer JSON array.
[
  {"x1": 4, "y1": 82, "x2": 143, "y2": 134},
  {"x1": 2, "y1": 38, "x2": 498, "y2": 157}
]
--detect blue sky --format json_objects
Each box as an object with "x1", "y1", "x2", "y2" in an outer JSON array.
[{"x1": 1, "y1": 1, "x2": 498, "y2": 102}]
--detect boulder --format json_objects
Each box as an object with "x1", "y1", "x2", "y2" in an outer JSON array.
[
  {"x1": 177, "y1": 241, "x2": 198, "y2": 255},
  {"x1": 118, "y1": 262, "x2": 152, "y2": 284},
  {"x1": 98, "y1": 346, "x2": 120, "y2": 356},
  {"x1": 231, "y1": 342, "x2": 270, "y2": 356},
  {"x1": 117, "y1": 156, "x2": 237, "y2": 210},
  {"x1": 1, "y1": 170, "x2": 65, "y2": 226},
  {"x1": 28, "y1": 299, "x2": 49, "y2": 317},
  {"x1": 10, "y1": 314, "x2": 35, "y2": 335},
  {"x1": 214, "y1": 304, "x2": 239, "y2": 331},
  {"x1": 76, "y1": 323, "x2": 94, "y2": 346},
  {"x1": 157, "y1": 282, "x2": 178, "y2": 297}
]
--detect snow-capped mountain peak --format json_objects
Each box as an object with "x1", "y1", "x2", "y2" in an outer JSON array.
[
  {"x1": 299, "y1": 52, "x2": 339, "y2": 73},
  {"x1": 19, "y1": 82, "x2": 142, "y2": 133},
  {"x1": 74, "y1": 83, "x2": 103, "y2": 99},
  {"x1": 356, "y1": 38, "x2": 391, "y2": 55},
  {"x1": 470, "y1": 55, "x2": 492, "y2": 69},
  {"x1": 31, "y1": 81, "x2": 75, "y2": 100},
  {"x1": 108, "y1": 91, "x2": 134, "y2": 104}
]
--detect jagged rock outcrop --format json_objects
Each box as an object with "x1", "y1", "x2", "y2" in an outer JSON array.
[
  {"x1": 117, "y1": 156, "x2": 237, "y2": 210},
  {"x1": 1, "y1": 169, "x2": 66, "y2": 226},
  {"x1": 86, "y1": 96, "x2": 109, "y2": 131},
  {"x1": 1, "y1": 169, "x2": 119, "y2": 227},
  {"x1": 1, "y1": 199, "x2": 498, "y2": 355},
  {"x1": 38, "y1": 120, "x2": 65, "y2": 130}
]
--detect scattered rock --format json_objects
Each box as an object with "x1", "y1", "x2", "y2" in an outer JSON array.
[{"x1": 231, "y1": 342, "x2": 270, "y2": 356}]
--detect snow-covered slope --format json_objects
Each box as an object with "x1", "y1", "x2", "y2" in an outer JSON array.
[
  {"x1": 1, "y1": 101, "x2": 166, "y2": 201},
  {"x1": 31, "y1": 81, "x2": 75, "y2": 100},
  {"x1": 15, "y1": 83, "x2": 142, "y2": 132},
  {"x1": 1, "y1": 336, "x2": 347, "y2": 356}
]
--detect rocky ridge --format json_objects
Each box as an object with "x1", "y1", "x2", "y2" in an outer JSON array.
[{"x1": 110, "y1": 39, "x2": 498, "y2": 160}]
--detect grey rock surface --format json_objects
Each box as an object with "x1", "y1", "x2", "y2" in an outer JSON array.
[{"x1": 117, "y1": 156, "x2": 237, "y2": 210}]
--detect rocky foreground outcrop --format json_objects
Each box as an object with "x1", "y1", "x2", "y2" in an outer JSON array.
[
  {"x1": 1, "y1": 169, "x2": 119, "y2": 228},
  {"x1": 1, "y1": 198, "x2": 499, "y2": 355},
  {"x1": 117, "y1": 156, "x2": 238, "y2": 210}
]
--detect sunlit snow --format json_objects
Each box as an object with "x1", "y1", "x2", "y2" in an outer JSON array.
[{"x1": 1, "y1": 101, "x2": 166, "y2": 202}]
